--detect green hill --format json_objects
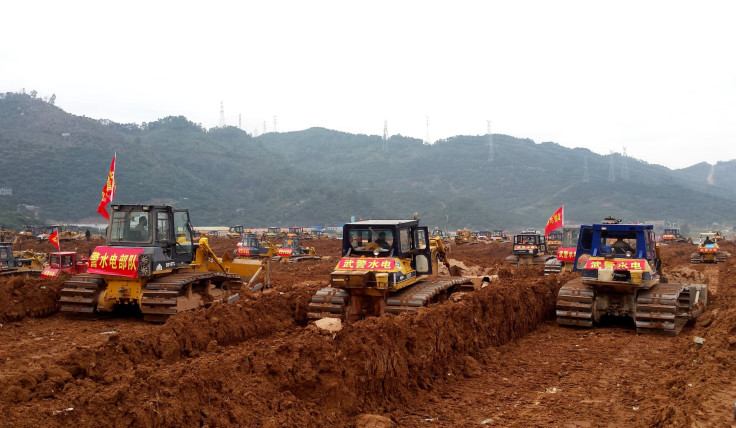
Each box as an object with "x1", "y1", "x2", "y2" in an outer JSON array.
[{"x1": 1, "y1": 91, "x2": 734, "y2": 232}]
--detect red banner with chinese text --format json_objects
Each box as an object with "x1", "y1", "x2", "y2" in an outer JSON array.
[
  {"x1": 514, "y1": 245, "x2": 537, "y2": 251},
  {"x1": 278, "y1": 248, "x2": 294, "y2": 257},
  {"x1": 41, "y1": 268, "x2": 60, "y2": 278},
  {"x1": 86, "y1": 246, "x2": 143, "y2": 278},
  {"x1": 237, "y1": 247, "x2": 252, "y2": 256},
  {"x1": 337, "y1": 257, "x2": 397, "y2": 271},
  {"x1": 556, "y1": 247, "x2": 577, "y2": 262},
  {"x1": 544, "y1": 206, "x2": 564, "y2": 236},
  {"x1": 97, "y1": 154, "x2": 117, "y2": 220},
  {"x1": 584, "y1": 257, "x2": 649, "y2": 271}
]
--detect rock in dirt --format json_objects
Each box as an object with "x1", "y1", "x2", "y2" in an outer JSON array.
[
  {"x1": 355, "y1": 414, "x2": 395, "y2": 428},
  {"x1": 313, "y1": 317, "x2": 343, "y2": 333}
]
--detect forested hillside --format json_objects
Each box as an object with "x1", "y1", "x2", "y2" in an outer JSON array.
[{"x1": 1, "y1": 92, "x2": 734, "y2": 231}]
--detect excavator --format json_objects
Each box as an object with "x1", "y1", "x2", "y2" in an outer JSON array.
[
  {"x1": 556, "y1": 220, "x2": 707, "y2": 335},
  {"x1": 308, "y1": 218, "x2": 491, "y2": 322},
  {"x1": 60, "y1": 204, "x2": 269, "y2": 322}
]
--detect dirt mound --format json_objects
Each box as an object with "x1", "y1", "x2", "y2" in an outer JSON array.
[
  {"x1": 0, "y1": 274, "x2": 68, "y2": 322},
  {"x1": 647, "y1": 247, "x2": 736, "y2": 426},
  {"x1": 0, "y1": 258, "x2": 570, "y2": 426}
]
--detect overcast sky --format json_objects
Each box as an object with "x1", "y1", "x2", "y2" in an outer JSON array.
[{"x1": 3, "y1": 1, "x2": 734, "y2": 169}]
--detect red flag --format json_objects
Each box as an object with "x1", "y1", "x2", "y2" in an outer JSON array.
[
  {"x1": 544, "y1": 206, "x2": 564, "y2": 236},
  {"x1": 97, "y1": 154, "x2": 117, "y2": 220},
  {"x1": 49, "y1": 229, "x2": 60, "y2": 251}
]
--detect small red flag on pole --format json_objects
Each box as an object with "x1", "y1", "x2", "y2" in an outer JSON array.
[
  {"x1": 49, "y1": 229, "x2": 60, "y2": 251},
  {"x1": 97, "y1": 154, "x2": 117, "y2": 220},
  {"x1": 544, "y1": 206, "x2": 564, "y2": 237}
]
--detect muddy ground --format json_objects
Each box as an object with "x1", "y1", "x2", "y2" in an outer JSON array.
[{"x1": 1, "y1": 236, "x2": 735, "y2": 427}]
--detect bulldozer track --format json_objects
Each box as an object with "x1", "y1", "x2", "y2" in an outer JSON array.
[
  {"x1": 307, "y1": 277, "x2": 475, "y2": 320},
  {"x1": 141, "y1": 271, "x2": 242, "y2": 322},
  {"x1": 635, "y1": 283, "x2": 691, "y2": 336},
  {"x1": 544, "y1": 259, "x2": 563, "y2": 275},
  {"x1": 557, "y1": 279, "x2": 693, "y2": 335},
  {"x1": 0, "y1": 269, "x2": 43, "y2": 278},
  {"x1": 307, "y1": 287, "x2": 350, "y2": 320},
  {"x1": 556, "y1": 278, "x2": 594, "y2": 327},
  {"x1": 59, "y1": 273, "x2": 105, "y2": 315},
  {"x1": 384, "y1": 277, "x2": 474, "y2": 314}
]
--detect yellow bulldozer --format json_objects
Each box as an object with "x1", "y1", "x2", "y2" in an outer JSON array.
[
  {"x1": 60, "y1": 204, "x2": 270, "y2": 322},
  {"x1": 454, "y1": 229, "x2": 478, "y2": 245},
  {"x1": 0, "y1": 244, "x2": 45, "y2": 277},
  {"x1": 308, "y1": 218, "x2": 490, "y2": 322}
]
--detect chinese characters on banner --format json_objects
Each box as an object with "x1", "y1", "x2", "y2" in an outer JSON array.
[
  {"x1": 97, "y1": 154, "x2": 117, "y2": 220},
  {"x1": 556, "y1": 248, "x2": 577, "y2": 262},
  {"x1": 278, "y1": 248, "x2": 294, "y2": 257},
  {"x1": 86, "y1": 246, "x2": 144, "y2": 278},
  {"x1": 584, "y1": 258, "x2": 649, "y2": 271},
  {"x1": 544, "y1": 206, "x2": 564, "y2": 237},
  {"x1": 337, "y1": 258, "x2": 397, "y2": 271}
]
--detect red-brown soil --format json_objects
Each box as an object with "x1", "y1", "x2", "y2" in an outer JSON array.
[{"x1": 0, "y1": 238, "x2": 734, "y2": 426}]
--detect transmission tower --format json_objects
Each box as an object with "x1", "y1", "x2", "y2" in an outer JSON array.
[
  {"x1": 425, "y1": 116, "x2": 430, "y2": 144},
  {"x1": 621, "y1": 147, "x2": 629, "y2": 180},
  {"x1": 238, "y1": 114, "x2": 242, "y2": 129},
  {"x1": 219, "y1": 101, "x2": 226, "y2": 127},
  {"x1": 382, "y1": 120, "x2": 388, "y2": 151},
  {"x1": 583, "y1": 157, "x2": 590, "y2": 182},
  {"x1": 608, "y1": 152, "x2": 616, "y2": 183},
  {"x1": 273, "y1": 115, "x2": 278, "y2": 133},
  {"x1": 487, "y1": 120, "x2": 494, "y2": 162},
  {"x1": 263, "y1": 121, "x2": 267, "y2": 134}
]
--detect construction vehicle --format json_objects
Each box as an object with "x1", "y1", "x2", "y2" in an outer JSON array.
[
  {"x1": 287, "y1": 227, "x2": 310, "y2": 239},
  {"x1": 712, "y1": 230, "x2": 724, "y2": 241},
  {"x1": 265, "y1": 227, "x2": 281, "y2": 239},
  {"x1": 454, "y1": 229, "x2": 478, "y2": 245},
  {"x1": 690, "y1": 233, "x2": 728, "y2": 263},
  {"x1": 0, "y1": 243, "x2": 44, "y2": 277},
  {"x1": 41, "y1": 252, "x2": 88, "y2": 278},
  {"x1": 661, "y1": 228, "x2": 687, "y2": 243},
  {"x1": 544, "y1": 226, "x2": 581, "y2": 275},
  {"x1": 275, "y1": 236, "x2": 320, "y2": 262},
  {"x1": 226, "y1": 225, "x2": 245, "y2": 238},
  {"x1": 505, "y1": 231, "x2": 554, "y2": 266},
  {"x1": 236, "y1": 232, "x2": 277, "y2": 258},
  {"x1": 546, "y1": 229, "x2": 563, "y2": 253},
  {"x1": 556, "y1": 221, "x2": 707, "y2": 335},
  {"x1": 59, "y1": 204, "x2": 270, "y2": 322},
  {"x1": 490, "y1": 229, "x2": 509, "y2": 243},
  {"x1": 431, "y1": 228, "x2": 449, "y2": 240},
  {"x1": 308, "y1": 219, "x2": 490, "y2": 322}
]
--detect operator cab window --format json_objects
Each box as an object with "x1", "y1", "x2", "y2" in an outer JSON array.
[
  {"x1": 110, "y1": 210, "x2": 152, "y2": 243},
  {"x1": 600, "y1": 231, "x2": 637, "y2": 256},
  {"x1": 348, "y1": 229, "x2": 394, "y2": 253}
]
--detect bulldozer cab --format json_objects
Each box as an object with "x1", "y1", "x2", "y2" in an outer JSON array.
[
  {"x1": 573, "y1": 223, "x2": 658, "y2": 272},
  {"x1": 0, "y1": 243, "x2": 17, "y2": 268},
  {"x1": 342, "y1": 220, "x2": 432, "y2": 275},
  {"x1": 108, "y1": 204, "x2": 194, "y2": 265},
  {"x1": 513, "y1": 233, "x2": 546, "y2": 255}
]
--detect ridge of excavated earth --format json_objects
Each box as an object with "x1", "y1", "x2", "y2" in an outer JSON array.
[{"x1": 1, "y1": 237, "x2": 735, "y2": 427}]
